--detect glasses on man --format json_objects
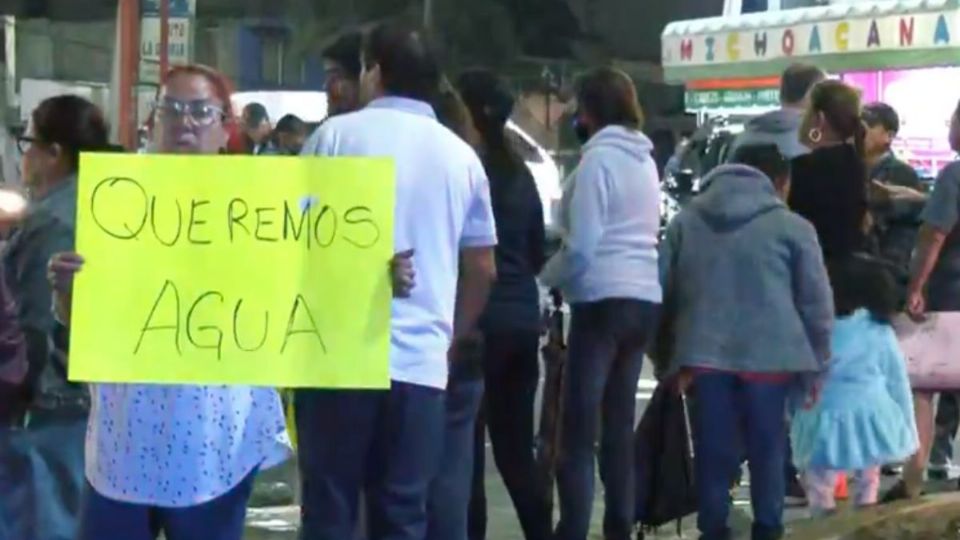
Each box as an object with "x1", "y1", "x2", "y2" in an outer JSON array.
[
  {"x1": 16, "y1": 136, "x2": 37, "y2": 155},
  {"x1": 155, "y1": 98, "x2": 225, "y2": 127}
]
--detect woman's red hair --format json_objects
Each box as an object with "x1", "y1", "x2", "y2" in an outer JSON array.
[{"x1": 151, "y1": 63, "x2": 247, "y2": 153}]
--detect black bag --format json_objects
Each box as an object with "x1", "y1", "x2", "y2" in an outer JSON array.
[{"x1": 634, "y1": 382, "x2": 697, "y2": 536}]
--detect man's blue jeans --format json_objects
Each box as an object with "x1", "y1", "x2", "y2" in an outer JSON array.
[
  {"x1": 554, "y1": 299, "x2": 659, "y2": 540},
  {"x1": 426, "y1": 377, "x2": 484, "y2": 540},
  {"x1": 295, "y1": 381, "x2": 446, "y2": 540},
  {"x1": 76, "y1": 469, "x2": 256, "y2": 540},
  {"x1": 0, "y1": 411, "x2": 86, "y2": 540},
  {"x1": 693, "y1": 372, "x2": 789, "y2": 540}
]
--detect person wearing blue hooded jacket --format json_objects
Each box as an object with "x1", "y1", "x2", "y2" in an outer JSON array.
[
  {"x1": 656, "y1": 144, "x2": 834, "y2": 540},
  {"x1": 540, "y1": 67, "x2": 661, "y2": 540}
]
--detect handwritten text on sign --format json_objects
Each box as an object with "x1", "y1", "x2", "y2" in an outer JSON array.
[{"x1": 69, "y1": 154, "x2": 395, "y2": 388}]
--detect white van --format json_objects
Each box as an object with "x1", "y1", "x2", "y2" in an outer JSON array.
[{"x1": 231, "y1": 91, "x2": 562, "y2": 227}]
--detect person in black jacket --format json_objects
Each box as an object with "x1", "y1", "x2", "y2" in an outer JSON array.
[
  {"x1": 862, "y1": 102, "x2": 927, "y2": 286},
  {"x1": 455, "y1": 69, "x2": 550, "y2": 540},
  {"x1": 790, "y1": 79, "x2": 871, "y2": 261}
]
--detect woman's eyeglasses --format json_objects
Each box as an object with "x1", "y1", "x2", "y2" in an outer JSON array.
[
  {"x1": 155, "y1": 99, "x2": 225, "y2": 127},
  {"x1": 16, "y1": 136, "x2": 37, "y2": 155}
]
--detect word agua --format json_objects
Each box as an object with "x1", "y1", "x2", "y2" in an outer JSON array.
[
  {"x1": 135, "y1": 280, "x2": 326, "y2": 359},
  {"x1": 89, "y1": 176, "x2": 381, "y2": 249}
]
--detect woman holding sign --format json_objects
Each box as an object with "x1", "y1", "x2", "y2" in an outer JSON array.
[
  {"x1": 49, "y1": 64, "x2": 416, "y2": 540},
  {"x1": 47, "y1": 65, "x2": 287, "y2": 540}
]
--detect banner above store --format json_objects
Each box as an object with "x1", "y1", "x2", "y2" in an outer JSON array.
[{"x1": 662, "y1": 0, "x2": 960, "y2": 82}]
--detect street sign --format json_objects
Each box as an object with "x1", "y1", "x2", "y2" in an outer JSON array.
[{"x1": 139, "y1": 0, "x2": 196, "y2": 84}]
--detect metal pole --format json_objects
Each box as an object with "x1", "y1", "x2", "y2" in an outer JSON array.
[
  {"x1": 423, "y1": 0, "x2": 433, "y2": 30},
  {"x1": 119, "y1": 0, "x2": 141, "y2": 149},
  {"x1": 159, "y1": 0, "x2": 170, "y2": 77}
]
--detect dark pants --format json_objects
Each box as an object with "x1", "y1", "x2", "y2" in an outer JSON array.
[
  {"x1": 468, "y1": 329, "x2": 551, "y2": 540},
  {"x1": 76, "y1": 470, "x2": 256, "y2": 540},
  {"x1": 427, "y1": 377, "x2": 484, "y2": 540},
  {"x1": 693, "y1": 372, "x2": 789, "y2": 540},
  {"x1": 931, "y1": 393, "x2": 959, "y2": 467},
  {"x1": 296, "y1": 381, "x2": 446, "y2": 540},
  {"x1": 0, "y1": 409, "x2": 86, "y2": 540},
  {"x1": 554, "y1": 299, "x2": 659, "y2": 540}
]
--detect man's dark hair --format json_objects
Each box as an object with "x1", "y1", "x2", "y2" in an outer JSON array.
[
  {"x1": 862, "y1": 102, "x2": 900, "y2": 135},
  {"x1": 242, "y1": 102, "x2": 269, "y2": 128},
  {"x1": 362, "y1": 23, "x2": 440, "y2": 103},
  {"x1": 322, "y1": 32, "x2": 362, "y2": 80},
  {"x1": 730, "y1": 143, "x2": 788, "y2": 184},
  {"x1": 274, "y1": 114, "x2": 306, "y2": 135},
  {"x1": 576, "y1": 67, "x2": 644, "y2": 130},
  {"x1": 780, "y1": 63, "x2": 826, "y2": 105}
]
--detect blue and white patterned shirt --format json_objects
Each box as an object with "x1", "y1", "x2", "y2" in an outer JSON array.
[{"x1": 85, "y1": 384, "x2": 290, "y2": 507}]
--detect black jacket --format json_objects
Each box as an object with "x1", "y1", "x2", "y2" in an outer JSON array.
[
  {"x1": 789, "y1": 144, "x2": 870, "y2": 260},
  {"x1": 479, "y1": 157, "x2": 546, "y2": 334}
]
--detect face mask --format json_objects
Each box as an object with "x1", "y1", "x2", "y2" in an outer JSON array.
[{"x1": 573, "y1": 119, "x2": 592, "y2": 145}]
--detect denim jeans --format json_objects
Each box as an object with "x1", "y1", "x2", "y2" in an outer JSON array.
[
  {"x1": 693, "y1": 372, "x2": 789, "y2": 540},
  {"x1": 76, "y1": 470, "x2": 256, "y2": 540},
  {"x1": 295, "y1": 381, "x2": 446, "y2": 540},
  {"x1": 0, "y1": 410, "x2": 86, "y2": 540},
  {"x1": 469, "y1": 329, "x2": 551, "y2": 540},
  {"x1": 554, "y1": 299, "x2": 659, "y2": 540},
  {"x1": 427, "y1": 377, "x2": 484, "y2": 540}
]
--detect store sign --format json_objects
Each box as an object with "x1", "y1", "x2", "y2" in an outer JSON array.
[
  {"x1": 686, "y1": 87, "x2": 780, "y2": 109},
  {"x1": 139, "y1": 0, "x2": 195, "y2": 84},
  {"x1": 664, "y1": 10, "x2": 957, "y2": 67}
]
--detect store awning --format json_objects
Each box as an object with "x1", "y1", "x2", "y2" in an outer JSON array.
[{"x1": 662, "y1": 0, "x2": 960, "y2": 83}]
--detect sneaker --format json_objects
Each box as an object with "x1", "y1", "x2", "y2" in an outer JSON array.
[
  {"x1": 927, "y1": 461, "x2": 960, "y2": 481},
  {"x1": 785, "y1": 476, "x2": 807, "y2": 506}
]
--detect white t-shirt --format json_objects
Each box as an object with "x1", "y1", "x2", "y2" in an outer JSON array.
[{"x1": 302, "y1": 97, "x2": 497, "y2": 389}]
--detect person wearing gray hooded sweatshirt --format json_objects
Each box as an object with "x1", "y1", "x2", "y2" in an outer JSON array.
[
  {"x1": 727, "y1": 63, "x2": 826, "y2": 161},
  {"x1": 656, "y1": 144, "x2": 833, "y2": 540},
  {"x1": 541, "y1": 68, "x2": 661, "y2": 540}
]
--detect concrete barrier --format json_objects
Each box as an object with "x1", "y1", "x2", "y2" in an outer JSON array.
[{"x1": 784, "y1": 494, "x2": 960, "y2": 539}]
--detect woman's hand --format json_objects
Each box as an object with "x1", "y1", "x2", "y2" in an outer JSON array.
[
  {"x1": 47, "y1": 252, "x2": 84, "y2": 324},
  {"x1": 390, "y1": 249, "x2": 415, "y2": 298},
  {"x1": 907, "y1": 288, "x2": 927, "y2": 322}
]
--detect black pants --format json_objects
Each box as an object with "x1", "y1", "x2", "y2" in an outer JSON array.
[{"x1": 468, "y1": 329, "x2": 551, "y2": 540}]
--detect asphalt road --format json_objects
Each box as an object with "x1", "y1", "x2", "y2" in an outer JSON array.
[{"x1": 242, "y1": 361, "x2": 959, "y2": 539}]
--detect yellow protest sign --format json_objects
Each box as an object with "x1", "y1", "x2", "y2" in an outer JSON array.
[{"x1": 69, "y1": 153, "x2": 394, "y2": 389}]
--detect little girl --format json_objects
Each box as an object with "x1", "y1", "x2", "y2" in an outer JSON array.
[{"x1": 791, "y1": 254, "x2": 919, "y2": 515}]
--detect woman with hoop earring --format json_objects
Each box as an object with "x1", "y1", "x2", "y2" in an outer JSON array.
[{"x1": 789, "y1": 79, "x2": 872, "y2": 261}]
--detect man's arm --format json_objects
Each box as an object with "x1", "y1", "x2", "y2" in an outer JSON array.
[
  {"x1": 453, "y1": 160, "x2": 499, "y2": 342},
  {"x1": 453, "y1": 247, "x2": 497, "y2": 342}
]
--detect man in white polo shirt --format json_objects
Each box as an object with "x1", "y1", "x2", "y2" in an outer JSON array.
[{"x1": 296, "y1": 23, "x2": 497, "y2": 540}]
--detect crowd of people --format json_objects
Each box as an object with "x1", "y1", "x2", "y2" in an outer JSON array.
[{"x1": 0, "y1": 18, "x2": 958, "y2": 540}]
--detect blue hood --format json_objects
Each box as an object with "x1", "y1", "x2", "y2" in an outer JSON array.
[{"x1": 694, "y1": 164, "x2": 784, "y2": 229}]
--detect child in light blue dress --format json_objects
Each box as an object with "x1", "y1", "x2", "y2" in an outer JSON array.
[{"x1": 791, "y1": 255, "x2": 919, "y2": 514}]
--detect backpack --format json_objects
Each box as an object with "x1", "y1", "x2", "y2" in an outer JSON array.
[{"x1": 634, "y1": 382, "x2": 697, "y2": 538}]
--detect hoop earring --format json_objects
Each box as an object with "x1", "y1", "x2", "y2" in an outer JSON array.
[{"x1": 808, "y1": 128, "x2": 823, "y2": 144}]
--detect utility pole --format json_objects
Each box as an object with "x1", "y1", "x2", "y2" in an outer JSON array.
[
  {"x1": 159, "y1": 0, "x2": 170, "y2": 77},
  {"x1": 118, "y1": 0, "x2": 141, "y2": 150},
  {"x1": 423, "y1": 0, "x2": 433, "y2": 30}
]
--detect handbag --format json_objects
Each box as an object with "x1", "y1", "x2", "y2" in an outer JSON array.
[{"x1": 893, "y1": 312, "x2": 960, "y2": 390}]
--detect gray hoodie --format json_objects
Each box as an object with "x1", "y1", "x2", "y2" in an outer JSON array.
[
  {"x1": 541, "y1": 126, "x2": 661, "y2": 304},
  {"x1": 728, "y1": 108, "x2": 809, "y2": 160},
  {"x1": 658, "y1": 164, "x2": 833, "y2": 374}
]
